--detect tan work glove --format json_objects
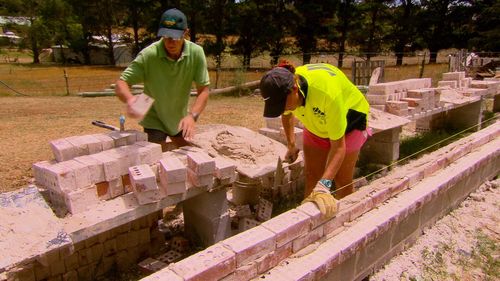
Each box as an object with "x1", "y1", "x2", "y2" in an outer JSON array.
[{"x1": 302, "y1": 181, "x2": 338, "y2": 218}]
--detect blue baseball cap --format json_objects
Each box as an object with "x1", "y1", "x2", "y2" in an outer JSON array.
[
  {"x1": 260, "y1": 67, "x2": 295, "y2": 118},
  {"x1": 157, "y1": 8, "x2": 187, "y2": 39}
]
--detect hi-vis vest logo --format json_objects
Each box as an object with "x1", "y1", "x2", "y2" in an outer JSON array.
[{"x1": 312, "y1": 107, "x2": 326, "y2": 124}]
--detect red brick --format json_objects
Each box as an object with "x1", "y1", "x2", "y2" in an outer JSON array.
[
  {"x1": 170, "y1": 244, "x2": 236, "y2": 281},
  {"x1": 261, "y1": 209, "x2": 310, "y2": 247}
]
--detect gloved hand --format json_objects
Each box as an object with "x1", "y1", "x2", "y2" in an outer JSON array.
[{"x1": 302, "y1": 181, "x2": 338, "y2": 218}]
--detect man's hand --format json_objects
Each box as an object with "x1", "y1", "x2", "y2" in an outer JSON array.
[
  {"x1": 302, "y1": 181, "x2": 338, "y2": 218},
  {"x1": 125, "y1": 95, "x2": 143, "y2": 119},
  {"x1": 178, "y1": 114, "x2": 196, "y2": 141},
  {"x1": 284, "y1": 146, "x2": 300, "y2": 163}
]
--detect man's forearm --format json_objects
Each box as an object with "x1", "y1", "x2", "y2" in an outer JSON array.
[
  {"x1": 115, "y1": 79, "x2": 134, "y2": 103},
  {"x1": 189, "y1": 85, "x2": 209, "y2": 115},
  {"x1": 282, "y1": 114, "x2": 296, "y2": 148}
]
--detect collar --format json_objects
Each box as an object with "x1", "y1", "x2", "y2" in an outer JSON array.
[{"x1": 297, "y1": 74, "x2": 308, "y2": 106}]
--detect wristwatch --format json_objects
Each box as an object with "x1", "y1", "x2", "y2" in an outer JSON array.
[
  {"x1": 319, "y1": 179, "x2": 334, "y2": 190},
  {"x1": 189, "y1": 112, "x2": 199, "y2": 122}
]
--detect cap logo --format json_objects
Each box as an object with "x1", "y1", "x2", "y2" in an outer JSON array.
[{"x1": 164, "y1": 18, "x2": 177, "y2": 27}]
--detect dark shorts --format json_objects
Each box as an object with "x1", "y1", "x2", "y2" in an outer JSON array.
[{"x1": 144, "y1": 128, "x2": 182, "y2": 144}]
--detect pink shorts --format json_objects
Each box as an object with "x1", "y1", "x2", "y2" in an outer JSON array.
[{"x1": 303, "y1": 128, "x2": 372, "y2": 153}]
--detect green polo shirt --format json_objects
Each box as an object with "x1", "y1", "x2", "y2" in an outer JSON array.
[
  {"x1": 290, "y1": 63, "x2": 369, "y2": 140},
  {"x1": 120, "y1": 39, "x2": 210, "y2": 135}
]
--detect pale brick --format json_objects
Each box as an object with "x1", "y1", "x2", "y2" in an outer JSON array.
[
  {"x1": 239, "y1": 217, "x2": 261, "y2": 232},
  {"x1": 133, "y1": 188, "x2": 165, "y2": 205},
  {"x1": 64, "y1": 185, "x2": 99, "y2": 214},
  {"x1": 131, "y1": 93, "x2": 154, "y2": 119},
  {"x1": 264, "y1": 117, "x2": 282, "y2": 130},
  {"x1": 138, "y1": 258, "x2": 167, "y2": 274},
  {"x1": 129, "y1": 164, "x2": 158, "y2": 192},
  {"x1": 50, "y1": 138, "x2": 78, "y2": 162},
  {"x1": 108, "y1": 177, "x2": 125, "y2": 198},
  {"x1": 261, "y1": 209, "x2": 310, "y2": 247},
  {"x1": 170, "y1": 244, "x2": 236, "y2": 281},
  {"x1": 43, "y1": 162, "x2": 77, "y2": 191},
  {"x1": 107, "y1": 131, "x2": 129, "y2": 147},
  {"x1": 135, "y1": 141, "x2": 163, "y2": 163},
  {"x1": 159, "y1": 156, "x2": 186, "y2": 183},
  {"x1": 214, "y1": 157, "x2": 236, "y2": 180},
  {"x1": 187, "y1": 152, "x2": 216, "y2": 175},
  {"x1": 292, "y1": 225, "x2": 324, "y2": 253},
  {"x1": 256, "y1": 198, "x2": 273, "y2": 222},
  {"x1": 141, "y1": 268, "x2": 183, "y2": 281},
  {"x1": 66, "y1": 135, "x2": 91, "y2": 157},
  {"x1": 64, "y1": 160, "x2": 91, "y2": 189},
  {"x1": 89, "y1": 152, "x2": 120, "y2": 181},
  {"x1": 222, "y1": 225, "x2": 276, "y2": 266},
  {"x1": 187, "y1": 169, "x2": 214, "y2": 189},
  {"x1": 74, "y1": 155, "x2": 105, "y2": 183},
  {"x1": 91, "y1": 133, "x2": 115, "y2": 150},
  {"x1": 255, "y1": 243, "x2": 293, "y2": 274},
  {"x1": 32, "y1": 160, "x2": 56, "y2": 187},
  {"x1": 220, "y1": 263, "x2": 258, "y2": 281}
]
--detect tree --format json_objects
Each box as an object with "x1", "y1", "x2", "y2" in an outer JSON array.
[
  {"x1": 350, "y1": 0, "x2": 392, "y2": 61},
  {"x1": 468, "y1": 0, "x2": 500, "y2": 52},
  {"x1": 387, "y1": 0, "x2": 420, "y2": 66},
  {"x1": 230, "y1": 0, "x2": 268, "y2": 68},
  {"x1": 263, "y1": 0, "x2": 294, "y2": 66},
  {"x1": 329, "y1": 0, "x2": 359, "y2": 68}
]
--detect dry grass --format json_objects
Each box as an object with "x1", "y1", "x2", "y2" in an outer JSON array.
[{"x1": 0, "y1": 61, "x2": 449, "y2": 192}]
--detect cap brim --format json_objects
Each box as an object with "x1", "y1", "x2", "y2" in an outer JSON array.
[
  {"x1": 157, "y1": 28, "x2": 184, "y2": 39},
  {"x1": 263, "y1": 96, "x2": 287, "y2": 118}
]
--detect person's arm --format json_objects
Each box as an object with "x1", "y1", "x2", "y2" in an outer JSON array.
[
  {"x1": 115, "y1": 79, "x2": 142, "y2": 119},
  {"x1": 282, "y1": 113, "x2": 300, "y2": 163},
  {"x1": 321, "y1": 136, "x2": 346, "y2": 180},
  {"x1": 178, "y1": 84, "x2": 209, "y2": 140}
]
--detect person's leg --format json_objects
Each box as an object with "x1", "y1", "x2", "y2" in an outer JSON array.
[{"x1": 302, "y1": 129, "x2": 329, "y2": 198}]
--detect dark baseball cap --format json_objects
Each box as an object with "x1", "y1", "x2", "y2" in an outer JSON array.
[
  {"x1": 260, "y1": 67, "x2": 295, "y2": 118},
  {"x1": 157, "y1": 8, "x2": 187, "y2": 39}
]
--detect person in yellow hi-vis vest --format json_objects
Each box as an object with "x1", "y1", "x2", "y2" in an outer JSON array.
[{"x1": 259, "y1": 61, "x2": 371, "y2": 218}]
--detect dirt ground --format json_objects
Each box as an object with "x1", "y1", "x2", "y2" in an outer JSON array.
[
  {"x1": 371, "y1": 178, "x2": 500, "y2": 281},
  {"x1": 0, "y1": 95, "x2": 265, "y2": 192}
]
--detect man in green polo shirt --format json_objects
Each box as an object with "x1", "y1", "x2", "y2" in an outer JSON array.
[{"x1": 115, "y1": 8, "x2": 210, "y2": 151}]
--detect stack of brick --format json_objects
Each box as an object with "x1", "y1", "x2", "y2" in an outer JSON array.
[
  {"x1": 438, "y1": 71, "x2": 472, "y2": 89},
  {"x1": 33, "y1": 131, "x2": 238, "y2": 215},
  {"x1": 367, "y1": 78, "x2": 437, "y2": 116}
]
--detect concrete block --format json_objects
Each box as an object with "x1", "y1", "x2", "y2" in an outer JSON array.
[
  {"x1": 64, "y1": 185, "x2": 99, "y2": 214},
  {"x1": 50, "y1": 138, "x2": 78, "y2": 162},
  {"x1": 187, "y1": 152, "x2": 216, "y2": 175},
  {"x1": 170, "y1": 244, "x2": 236, "y2": 281},
  {"x1": 129, "y1": 164, "x2": 158, "y2": 192},
  {"x1": 256, "y1": 198, "x2": 273, "y2": 222},
  {"x1": 222, "y1": 225, "x2": 276, "y2": 267},
  {"x1": 159, "y1": 156, "x2": 187, "y2": 183},
  {"x1": 74, "y1": 155, "x2": 105, "y2": 183}
]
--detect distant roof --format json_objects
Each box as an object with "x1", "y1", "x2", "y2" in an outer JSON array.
[{"x1": 0, "y1": 16, "x2": 31, "y2": 26}]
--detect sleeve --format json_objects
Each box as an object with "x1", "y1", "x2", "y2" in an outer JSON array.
[
  {"x1": 326, "y1": 95, "x2": 347, "y2": 141},
  {"x1": 193, "y1": 46, "x2": 210, "y2": 87},
  {"x1": 119, "y1": 52, "x2": 145, "y2": 86}
]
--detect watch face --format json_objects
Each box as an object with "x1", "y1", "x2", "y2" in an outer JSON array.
[{"x1": 320, "y1": 179, "x2": 332, "y2": 189}]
